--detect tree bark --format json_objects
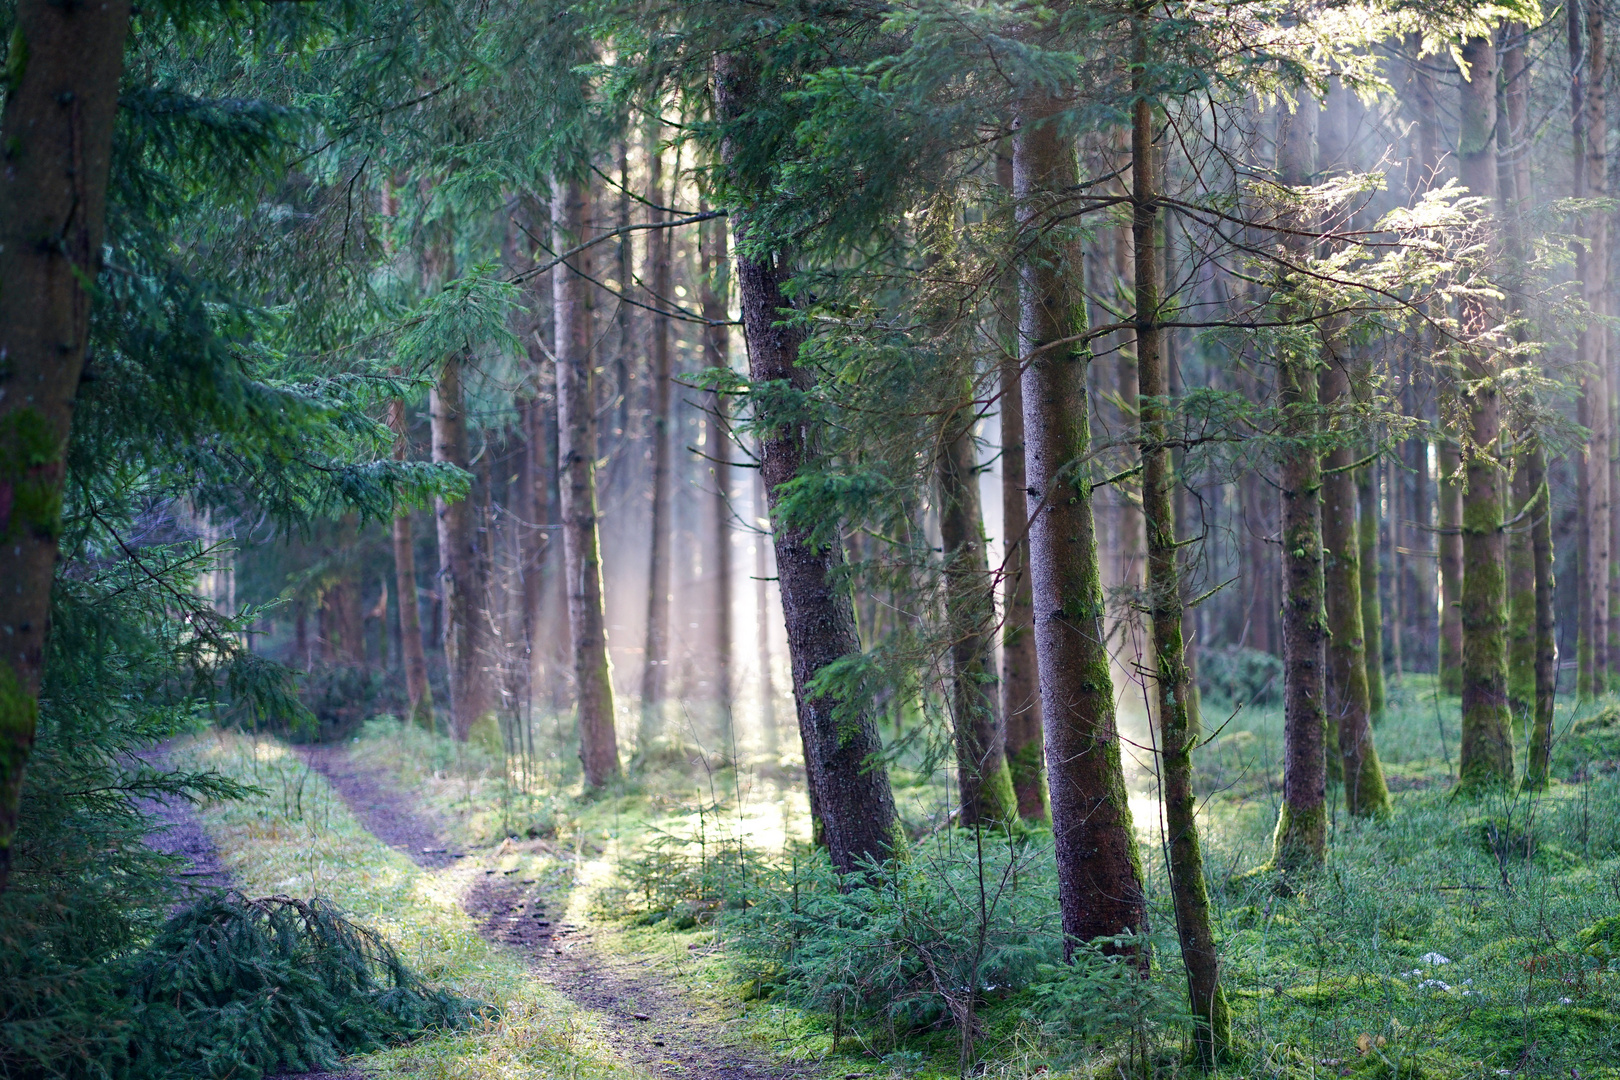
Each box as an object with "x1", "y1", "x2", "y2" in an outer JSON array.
[
  {"x1": 702, "y1": 213, "x2": 737, "y2": 742},
  {"x1": 1438, "y1": 439, "x2": 1465, "y2": 694},
  {"x1": 432, "y1": 354, "x2": 492, "y2": 740},
  {"x1": 754, "y1": 464, "x2": 780, "y2": 756},
  {"x1": 554, "y1": 176, "x2": 622, "y2": 787},
  {"x1": 1357, "y1": 454, "x2": 1387, "y2": 721},
  {"x1": 392, "y1": 398, "x2": 435, "y2": 730},
  {"x1": 641, "y1": 128, "x2": 675, "y2": 745},
  {"x1": 1271, "y1": 95, "x2": 1327, "y2": 869},
  {"x1": 1572, "y1": 0, "x2": 1611, "y2": 700},
  {"x1": 995, "y1": 143, "x2": 1045, "y2": 821},
  {"x1": 1525, "y1": 445, "x2": 1558, "y2": 788},
  {"x1": 715, "y1": 55, "x2": 899, "y2": 873},
  {"x1": 1014, "y1": 82, "x2": 1147, "y2": 954},
  {"x1": 938, "y1": 404, "x2": 1016, "y2": 827},
  {"x1": 1131, "y1": 62, "x2": 1228, "y2": 1055},
  {"x1": 1455, "y1": 33, "x2": 1515, "y2": 791},
  {"x1": 0, "y1": 0, "x2": 132, "y2": 895}
]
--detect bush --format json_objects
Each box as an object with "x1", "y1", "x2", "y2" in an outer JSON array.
[
  {"x1": 126, "y1": 893, "x2": 485, "y2": 1080},
  {"x1": 1198, "y1": 646, "x2": 1283, "y2": 706}
]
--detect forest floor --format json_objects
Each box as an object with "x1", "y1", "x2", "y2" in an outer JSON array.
[{"x1": 170, "y1": 674, "x2": 1620, "y2": 1080}]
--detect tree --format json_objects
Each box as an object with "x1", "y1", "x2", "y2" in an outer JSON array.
[
  {"x1": 0, "y1": 0, "x2": 133, "y2": 894},
  {"x1": 714, "y1": 53, "x2": 900, "y2": 873},
  {"x1": 1454, "y1": 32, "x2": 1514, "y2": 791},
  {"x1": 431, "y1": 352, "x2": 493, "y2": 740},
  {"x1": 702, "y1": 213, "x2": 737, "y2": 738},
  {"x1": 1014, "y1": 60, "x2": 1146, "y2": 953},
  {"x1": 1129, "y1": 24, "x2": 1229, "y2": 1052},
  {"x1": 1270, "y1": 95, "x2": 1327, "y2": 870},
  {"x1": 641, "y1": 127, "x2": 676, "y2": 745},
  {"x1": 554, "y1": 176, "x2": 621, "y2": 788}
]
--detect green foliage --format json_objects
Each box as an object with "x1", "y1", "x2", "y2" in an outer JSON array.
[
  {"x1": 127, "y1": 893, "x2": 485, "y2": 1080},
  {"x1": 1198, "y1": 645, "x2": 1285, "y2": 706}
]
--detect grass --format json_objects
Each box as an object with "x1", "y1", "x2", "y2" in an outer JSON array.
[
  {"x1": 173, "y1": 731, "x2": 639, "y2": 1080},
  {"x1": 187, "y1": 669, "x2": 1620, "y2": 1080}
]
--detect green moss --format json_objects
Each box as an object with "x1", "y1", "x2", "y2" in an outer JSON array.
[
  {"x1": 1282, "y1": 972, "x2": 1411, "y2": 1008},
  {"x1": 1, "y1": 408, "x2": 67, "y2": 541},
  {"x1": 0, "y1": 661, "x2": 40, "y2": 854},
  {"x1": 1269, "y1": 798, "x2": 1326, "y2": 871}
]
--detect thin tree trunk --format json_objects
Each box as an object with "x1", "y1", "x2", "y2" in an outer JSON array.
[
  {"x1": 1271, "y1": 95, "x2": 1327, "y2": 869},
  {"x1": 1358, "y1": 454, "x2": 1387, "y2": 721},
  {"x1": 996, "y1": 144, "x2": 1045, "y2": 821},
  {"x1": 432, "y1": 354, "x2": 492, "y2": 740},
  {"x1": 1439, "y1": 439, "x2": 1465, "y2": 694},
  {"x1": 702, "y1": 213, "x2": 736, "y2": 742},
  {"x1": 1525, "y1": 445, "x2": 1557, "y2": 788},
  {"x1": 754, "y1": 463, "x2": 779, "y2": 756},
  {"x1": 554, "y1": 175, "x2": 621, "y2": 787},
  {"x1": 939, "y1": 404, "x2": 1016, "y2": 827},
  {"x1": 1014, "y1": 80, "x2": 1146, "y2": 955},
  {"x1": 0, "y1": 0, "x2": 132, "y2": 896},
  {"x1": 1508, "y1": 461, "x2": 1537, "y2": 724},
  {"x1": 1456, "y1": 33, "x2": 1515, "y2": 791},
  {"x1": 1573, "y1": 0, "x2": 1611, "y2": 700},
  {"x1": 641, "y1": 128, "x2": 675, "y2": 745},
  {"x1": 715, "y1": 55, "x2": 899, "y2": 873},
  {"x1": 392, "y1": 400, "x2": 434, "y2": 729},
  {"x1": 1131, "y1": 64, "x2": 1229, "y2": 1056}
]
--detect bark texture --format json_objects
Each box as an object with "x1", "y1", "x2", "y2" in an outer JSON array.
[
  {"x1": 391, "y1": 399, "x2": 435, "y2": 730},
  {"x1": 702, "y1": 214, "x2": 736, "y2": 740},
  {"x1": 1438, "y1": 439, "x2": 1465, "y2": 695},
  {"x1": 1014, "y1": 84, "x2": 1146, "y2": 953},
  {"x1": 641, "y1": 132, "x2": 675, "y2": 744},
  {"x1": 1271, "y1": 97, "x2": 1327, "y2": 869},
  {"x1": 554, "y1": 177, "x2": 621, "y2": 788},
  {"x1": 715, "y1": 55, "x2": 900, "y2": 873},
  {"x1": 432, "y1": 355, "x2": 493, "y2": 740},
  {"x1": 1357, "y1": 455, "x2": 1386, "y2": 722},
  {"x1": 1131, "y1": 72, "x2": 1229, "y2": 1057},
  {"x1": 1456, "y1": 34, "x2": 1515, "y2": 791},
  {"x1": 0, "y1": 0, "x2": 132, "y2": 895},
  {"x1": 1525, "y1": 445, "x2": 1557, "y2": 789},
  {"x1": 938, "y1": 405, "x2": 1016, "y2": 827}
]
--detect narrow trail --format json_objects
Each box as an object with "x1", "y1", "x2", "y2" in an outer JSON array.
[{"x1": 300, "y1": 745, "x2": 808, "y2": 1080}]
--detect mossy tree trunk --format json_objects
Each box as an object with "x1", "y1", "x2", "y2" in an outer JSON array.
[
  {"x1": 715, "y1": 54, "x2": 900, "y2": 873},
  {"x1": 1357, "y1": 455, "x2": 1387, "y2": 720},
  {"x1": 1455, "y1": 33, "x2": 1515, "y2": 792},
  {"x1": 0, "y1": 0, "x2": 132, "y2": 896},
  {"x1": 1131, "y1": 60, "x2": 1229, "y2": 1057},
  {"x1": 996, "y1": 147, "x2": 1046, "y2": 823},
  {"x1": 1525, "y1": 445, "x2": 1558, "y2": 788},
  {"x1": 1439, "y1": 439, "x2": 1465, "y2": 695},
  {"x1": 553, "y1": 176, "x2": 622, "y2": 788},
  {"x1": 938, "y1": 403, "x2": 1017, "y2": 827},
  {"x1": 640, "y1": 130, "x2": 675, "y2": 747},
  {"x1": 1014, "y1": 78, "x2": 1147, "y2": 957},
  {"x1": 391, "y1": 400, "x2": 435, "y2": 730},
  {"x1": 1271, "y1": 96, "x2": 1328, "y2": 870}
]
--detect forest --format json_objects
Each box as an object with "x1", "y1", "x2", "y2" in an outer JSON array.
[{"x1": 4, "y1": 0, "x2": 1620, "y2": 1077}]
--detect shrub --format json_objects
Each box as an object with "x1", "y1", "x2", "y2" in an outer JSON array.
[{"x1": 126, "y1": 893, "x2": 485, "y2": 1080}]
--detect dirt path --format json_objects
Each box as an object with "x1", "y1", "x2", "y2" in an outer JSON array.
[
  {"x1": 301, "y1": 745, "x2": 808, "y2": 1080},
  {"x1": 140, "y1": 744, "x2": 363, "y2": 1080}
]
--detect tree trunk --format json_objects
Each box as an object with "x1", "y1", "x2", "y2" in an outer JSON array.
[
  {"x1": 1572, "y1": 0, "x2": 1611, "y2": 700},
  {"x1": 432, "y1": 354, "x2": 492, "y2": 740},
  {"x1": 1507, "y1": 457, "x2": 1537, "y2": 725},
  {"x1": 938, "y1": 404, "x2": 1016, "y2": 827},
  {"x1": 995, "y1": 144, "x2": 1045, "y2": 821},
  {"x1": 1271, "y1": 96, "x2": 1327, "y2": 869},
  {"x1": 1455, "y1": 33, "x2": 1515, "y2": 791},
  {"x1": 1014, "y1": 81, "x2": 1146, "y2": 954},
  {"x1": 0, "y1": 0, "x2": 132, "y2": 896},
  {"x1": 641, "y1": 129, "x2": 675, "y2": 746},
  {"x1": 1131, "y1": 66, "x2": 1228, "y2": 1055},
  {"x1": 1438, "y1": 439, "x2": 1465, "y2": 694},
  {"x1": 392, "y1": 398, "x2": 435, "y2": 730},
  {"x1": 715, "y1": 55, "x2": 899, "y2": 873},
  {"x1": 702, "y1": 213, "x2": 737, "y2": 745},
  {"x1": 754, "y1": 464, "x2": 780, "y2": 756},
  {"x1": 1358, "y1": 454, "x2": 1387, "y2": 721},
  {"x1": 554, "y1": 176, "x2": 622, "y2": 787},
  {"x1": 1525, "y1": 445, "x2": 1558, "y2": 788}
]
